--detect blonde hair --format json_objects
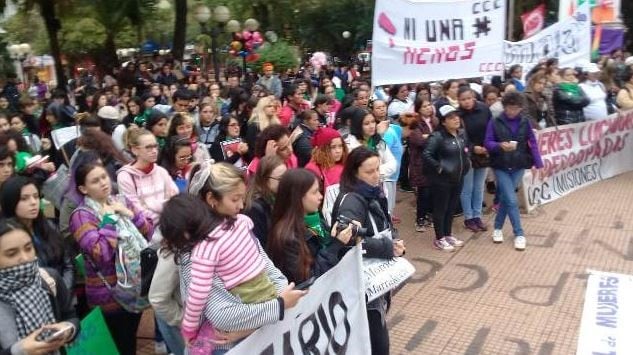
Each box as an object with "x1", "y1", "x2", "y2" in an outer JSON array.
[
  {"x1": 124, "y1": 126, "x2": 153, "y2": 150},
  {"x1": 249, "y1": 95, "x2": 280, "y2": 131},
  {"x1": 188, "y1": 162, "x2": 245, "y2": 201}
]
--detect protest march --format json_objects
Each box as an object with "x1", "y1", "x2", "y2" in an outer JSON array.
[{"x1": 0, "y1": 0, "x2": 632, "y2": 354}]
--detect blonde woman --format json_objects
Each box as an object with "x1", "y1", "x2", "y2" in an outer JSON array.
[{"x1": 245, "y1": 96, "x2": 281, "y2": 160}]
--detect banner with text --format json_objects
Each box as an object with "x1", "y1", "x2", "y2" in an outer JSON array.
[
  {"x1": 504, "y1": 2, "x2": 590, "y2": 75},
  {"x1": 559, "y1": 0, "x2": 622, "y2": 24},
  {"x1": 522, "y1": 110, "x2": 633, "y2": 211},
  {"x1": 371, "y1": 0, "x2": 506, "y2": 86},
  {"x1": 228, "y1": 247, "x2": 370, "y2": 354},
  {"x1": 576, "y1": 270, "x2": 633, "y2": 355}
]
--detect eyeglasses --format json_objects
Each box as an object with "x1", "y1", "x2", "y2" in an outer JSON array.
[
  {"x1": 228, "y1": 123, "x2": 240, "y2": 127},
  {"x1": 177, "y1": 155, "x2": 192, "y2": 162}
]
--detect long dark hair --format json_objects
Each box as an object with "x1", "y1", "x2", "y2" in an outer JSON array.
[
  {"x1": 0, "y1": 176, "x2": 64, "y2": 262},
  {"x1": 159, "y1": 194, "x2": 221, "y2": 262},
  {"x1": 349, "y1": 107, "x2": 381, "y2": 144},
  {"x1": 0, "y1": 217, "x2": 30, "y2": 241},
  {"x1": 216, "y1": 115, "x2": 238, "y2": 142},
  {"x1": 159, "y1": 137, "x2": 191, "y2": 178},
  {"x1": 253, "y1": 124, "x2": 290, "y2": 158},
  {"x1": 0, "y1": 130, "x2": 32, "y2": 153},
  {"x1": 245, "y1": 154, "x2": 284, "y2": 209},
  {"x1": 77, "y1": 129, "x2": 130, "y2": 165},
  {"x1": 267, "y1": 168, "x2": 318, "y2": 282},
  {"x1": 339, "y1": 146, "x2": 380, "y2": 193},
  {"x1": 73, "y1": 161, "x2": 109, "y2": 197}
]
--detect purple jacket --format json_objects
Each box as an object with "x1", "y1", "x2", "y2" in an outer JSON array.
[
  {"x1": 69, "y1": 198, "x2": 153, "y2": 313},
  {"x1": 484, "y1": 114, "x2": 544, "y2": 169}
]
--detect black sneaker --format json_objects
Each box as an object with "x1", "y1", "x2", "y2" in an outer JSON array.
[
  {"x1": 398, "y1": 185, "x2": 415, "y2": 193},
  {"x1": 486, "y1": 181, "x2": 496, "y2": 194}
]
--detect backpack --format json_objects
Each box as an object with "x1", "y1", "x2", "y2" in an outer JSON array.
[{"x1": 77, "y1": 206, "x2": 150, "y2": 313}]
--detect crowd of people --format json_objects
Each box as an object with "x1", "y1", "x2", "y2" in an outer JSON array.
[{"x1": 0, "y1": 47, "x2": 632, "y2": 355}]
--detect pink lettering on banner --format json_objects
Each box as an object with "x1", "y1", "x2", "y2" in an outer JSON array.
[{"x1": 403, "y1": 41, "x2": 476, "y2": 65}]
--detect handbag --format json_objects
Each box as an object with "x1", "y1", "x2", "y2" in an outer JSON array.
[{"x1": 140, "y1": 244, "x2": 159, "y2": 297}]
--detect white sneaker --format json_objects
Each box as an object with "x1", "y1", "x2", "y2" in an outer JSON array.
[
  {"x1": 154, "y1": 341, "x2": 168, "y2": 354},
  {"x1": 492, "y1": 229, "x2": 504, "y2": 243},
  {"x1": 514, "y1": 236, "x2": 526, "y2": 250}
]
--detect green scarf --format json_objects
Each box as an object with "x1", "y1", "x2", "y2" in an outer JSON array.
[
  {"x1": 156, "y1": 136, "x2": 166, "y2": 149},
  {"x1": 559, "y1": 82, "x2": 581, "y2": 97},
  {"x1": 304, "y1": 212, "x2": 330, "y2": 248},
  {"x1": 365, "y1": 136, "x2": 378, "y2": 152}
]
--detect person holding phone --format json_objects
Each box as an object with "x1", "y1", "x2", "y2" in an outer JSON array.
[{"x1": 0, "y1": 218, "x2": 79, "y2": 355}]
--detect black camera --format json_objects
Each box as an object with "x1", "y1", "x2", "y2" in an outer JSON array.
[{"x1": 336, "y1": 215, "x2": 368, "y2": 237}]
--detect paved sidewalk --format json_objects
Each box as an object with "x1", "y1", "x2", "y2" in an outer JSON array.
[{"x1": 387, "y1": 172, "x2": 633, "y2": 354}]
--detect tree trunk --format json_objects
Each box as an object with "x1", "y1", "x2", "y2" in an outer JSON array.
[
  {"x1": 172, "y1": 0, "x2": 187, "y2": 61},
  {"x1": 37, "y1": 0, "x2": 65, "y2": 90},
  {"x1": 103, "y1": 31, "x2": 119, "y2": 71}
]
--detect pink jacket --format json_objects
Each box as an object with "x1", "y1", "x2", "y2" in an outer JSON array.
[
  {"x1": 305, "y1": 161, "x2": 343, "y2": 190},
  {"x1": 117, "y1": 164, "x2": 179, "y2": 225},
  {"x1": 247, "y1": 154, "x2": 298, "y2": 179}
]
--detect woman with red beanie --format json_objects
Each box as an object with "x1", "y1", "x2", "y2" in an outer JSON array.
[{"x1": 305, "y1": 127, "x2": 348, "y2": 191}]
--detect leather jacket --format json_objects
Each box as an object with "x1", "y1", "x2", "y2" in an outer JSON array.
[{"x1": 422, "y1": 128, "x2": 471, "y2": 184}]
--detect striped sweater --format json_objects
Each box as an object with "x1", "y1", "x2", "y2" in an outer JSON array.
[
  {"x1": 181, "y1": 214, "x2": 270, "y2": 341},
  {"x1": 179, "y1": 232, "x2": 288, "y2": 351},
  {"x1": 69, "y1": 198, "x2": 153, "y2": 313}
]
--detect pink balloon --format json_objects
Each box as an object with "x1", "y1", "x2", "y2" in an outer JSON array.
[
  {"x1": 242, "y1": 31, "x2": 252, "y2": 41},
  {"x1": 252, "y1": 32, "x2": 262, "y2": 42}
]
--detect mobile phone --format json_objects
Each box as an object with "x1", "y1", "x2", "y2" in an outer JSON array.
[
  {"x1": 43, "y1": 324, "x2": 73, "y2": 343},
  {"x1": 295, "y1": 276, "x2": 316, "y2": 290}
]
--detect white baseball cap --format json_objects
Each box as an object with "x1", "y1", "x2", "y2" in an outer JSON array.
[
  {"x1": 583, "y1": 63, "x2": 601, "y2": 74},
  {"x1": 439, "y1": 105, "x2": 458, "y2": 118}
]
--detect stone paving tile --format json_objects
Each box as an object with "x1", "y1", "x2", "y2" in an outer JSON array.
[{"x1": 387, "y1": 172, "x2": 633, "y2": 355}]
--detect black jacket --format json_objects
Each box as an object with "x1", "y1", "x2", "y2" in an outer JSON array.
[
  {"x1": 553, "y1": 84, "x2": 590, "y2": 125},
  {"x1": 332, "y1": 191, "x2": 394, "y2": 260},
  {"x1": 291, "y1": 123, "x2": 315, "y2": 168},
  {"x1": 275, "y1": 227, "x2": 345, "y2": 285},
  {"x1": 244, "y1": 197, "x2": 273, "y2": 248},
  {"x1": 423, "y1": 128, "x2": 471, "y2": 184}
]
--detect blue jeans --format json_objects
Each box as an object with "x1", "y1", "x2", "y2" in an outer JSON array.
[
  {"x1": 156, "y1": 316, "x2": 185, "y2": 355},
  {"x1": 460, "y1": 167, "x2": 487, "y2": 219},
  {"x1": 494, "y1": 169, "x2": 525, "y2": 237}
]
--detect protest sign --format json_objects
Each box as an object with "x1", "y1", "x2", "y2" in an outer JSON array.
[
  {"x1": 364, "y1": 257, "x2": 415, "y2": 303},
  {"x1": 228, "y1": 247, "x2": 370, "y2": 354},
  {"x1": 521, "y1": 4, "x2": 545, "y2": 38},
  {"x1": 371, "y1": 0, "x2": 506, "y2": 86},
  {"x1": 522, "y1": 110, "x2": 633, "y2": 211},
  {"x1": 504, "y1": 1, "x2": 591, "y2": 74},
  {"x1": 559, "y1": 0, "x2": 622, "y2": 24},
  {"x1": 50, "y1": 126, "x2": 80, "y2": 149},
  {"x1": 66, "y1": 307, "x2": 119, "y2": 355},
  {"x1": 576, "y1": 270, "x2": 633, "y2": 355}
]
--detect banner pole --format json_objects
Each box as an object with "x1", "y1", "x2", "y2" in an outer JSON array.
[{"x1": 507, "y1": 0, "x2": 516, "y2": 40}]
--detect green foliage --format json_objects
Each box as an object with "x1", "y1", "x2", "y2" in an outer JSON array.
[
  {"x1": 250, "y1": 41, "x2": 298, "y2": 73},
  {"x1": 1, "y1": 10, "x2": 49, "y2": 53}
]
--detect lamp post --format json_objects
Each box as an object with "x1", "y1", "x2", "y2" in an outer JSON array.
[
  {"x1": 194, "y1": 4, "x2": 232, "y2": 84},
  {"x1": 7, "y1": 43, "x2": 32, "y2": 84}
]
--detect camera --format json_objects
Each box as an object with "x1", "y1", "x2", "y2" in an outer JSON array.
[{"x1": 335, "y1": 215, "x2": 368, "y2": 237}]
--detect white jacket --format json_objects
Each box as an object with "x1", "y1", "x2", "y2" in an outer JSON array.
[{"x1": 344, "y1": 134, "x2": 397, "y2": 180}]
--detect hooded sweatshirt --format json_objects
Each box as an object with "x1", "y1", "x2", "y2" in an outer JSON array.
[{"x1": 117, "y1": 163, "x2": 179, "y2": 225}]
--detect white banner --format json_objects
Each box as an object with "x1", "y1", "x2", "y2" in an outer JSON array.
[
  {"x1": 228, "y1": 247, "x2": 370, "y2": 354},
  {"x1": 522, "y1": 110, "x2": 633, "y2": 211},
  {"x1": 505, "y1": 1, "x2": 591, "y2": 75},
  {"x1": 364, "y1": 257, "x2": 415, "y2": 303},
  {"x1": 577, "y1": 270, "x2": 633, "y2": 355},
  {"x1": 371, "y1": 0, "x2": 506, "y2": 86}
]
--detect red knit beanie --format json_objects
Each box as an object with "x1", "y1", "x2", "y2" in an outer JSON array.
[{"x1": 311, "y1": 127, "x2": 341, "y2": 148}]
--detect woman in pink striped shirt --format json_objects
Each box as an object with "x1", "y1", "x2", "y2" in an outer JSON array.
[{"x1": 176, "y1": 162, "x2": 305, "y2": 354}]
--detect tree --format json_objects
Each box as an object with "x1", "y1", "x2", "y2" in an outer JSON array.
[
  {"x1": 249, "y1": 41, "x2": 298, "y2": 74},
  {"x1": 171, "y1": 0, "x2": 187, "y2": 61}
]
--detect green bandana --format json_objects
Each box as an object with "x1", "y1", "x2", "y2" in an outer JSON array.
[
  {"x1": 559, "y1": 82, "x2": 581, "y2": 97},
  {"x1": 304, "y1": 212, "x2": 330, "y2": 247},
  {"x1": 156, "y1": 136, "x2": 166, "y2": 149}
]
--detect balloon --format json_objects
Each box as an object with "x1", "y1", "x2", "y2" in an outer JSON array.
[
  {"x1": 232, "y1": 32, "x2": 242, "y2": 41},
  {"x1": 252, "y1": 32, "x2": 262, "y2": 43},
  {"x1": 246, "y1": 53, "x2": 260, "y2": 63},
  {"x1": 309, "y1": 51, "x2": 328, "y2": 71},
  {"x1": 229, "y1": 49, "x2": 237, "y2": 57},
  {"x1": 239, "y1": 50, "x2": 248, "y2": 58},
  {"x1": 244, "y1": 41, "x2": 253, "y2": 51},
  {"x1": 242, "y1": 30, "x2": 252, "y2": 41},
  {"x1": 230, "y1": 41, "x2": 242, "y2": 51}
]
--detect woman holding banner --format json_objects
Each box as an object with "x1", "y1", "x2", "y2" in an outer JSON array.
[{"x1": 332, "y1": 147, "x2": 406, "y2": 355}]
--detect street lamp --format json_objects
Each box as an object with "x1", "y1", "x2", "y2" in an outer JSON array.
[
  {"x1": 194, "y1": 4, "x2": 232, "y2": 84},
  {"x1": 7, "y1": 43, "x2": 32, "y2": 83}
]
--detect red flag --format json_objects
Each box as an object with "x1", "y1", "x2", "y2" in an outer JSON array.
[{"x1": 521, "y1": 4, "x2": 546, "y2": 38}]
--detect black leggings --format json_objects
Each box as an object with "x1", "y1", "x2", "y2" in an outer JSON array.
[
  {"x1": 368, "y1": 309, "x2": 390, "y2": 355},
  {"x1": 431, "y1": 182, "x2": 461, "y2": 239},
  {"x1": 416, "y1": 186, "x2": 433, "y2": 221},
  {"x1": 104, "y1": 309, "x2": 143, "y2": 355}
]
